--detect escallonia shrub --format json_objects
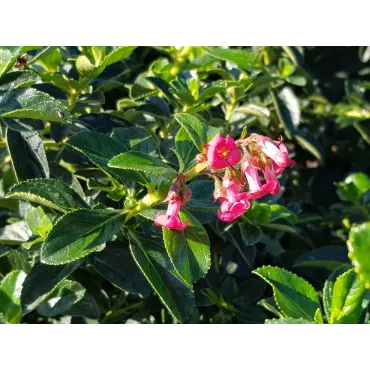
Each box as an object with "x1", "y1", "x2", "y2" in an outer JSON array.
[{"x1": 1, "y1": 46, "x2": 370, "y2": 325}]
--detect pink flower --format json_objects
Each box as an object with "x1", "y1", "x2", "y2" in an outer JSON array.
[
  {"x1": 206, "y1": 134, "x2": 242, "y2": 170},
  {"x1": 218, "y1": 200, "x2": 250, "y2": 222},
  {"x1": 251, "y1": 134, "x2": 296, "y2": 173},
  {"x1": 217, "y1": 177, "x2": 251, "y2": 222},
  {"x1": 242, "y1": 162, "x2": 278, "y2": 199},
  {"x1": 155, "y1": 192, "x2": 189, "y2": 231},
  {"x1": 155, "y1": 213, "x2": 189, "y2": 231}
]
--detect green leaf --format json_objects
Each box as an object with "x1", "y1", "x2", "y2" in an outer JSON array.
[
  {"x1": 253, "y1": 266, "x2": 322, "y2": 321},
  {"x1": 239, "y1": 222, "x2": 262, "y2": 245},
  {"x1": 41, "y1": 72, "x2": 81, "y2": 94},
  {"x1": 348, "y1": 222, "x2": 370, "y2": 288},
  {"x1": 92, "y1": 243, "x2": 152, "y2": 296},
  {"x1": 0, "y1": 270, "x2": 26, "y2": 324},
  {"x1": 1, "y1": 117, "x2": 44, "y2": 132},
  {"x1": 294, "y1": 246, "x2": 349, "y2": 271},
  {"x1": 49, "y1": 162, "x2": 86, "y2": 200},
  {"x1": 323, "y1": 265, "x2": 352, "y2": 320},
  {"x1": 128, "y1": 232, "x2": 195, "y2": 322},
  {"x1": 0, "y1": 87, "x2": 71, "y2": 122},
  {"x1": 0, "y1": 70, "x2": 40, "y2": 90},
  {"x1": 102, "y1": 46, "x2": 136, "y2": 67},
  {"x1": 63, "y1": 293, "x2": 100, "y2": 319},
  {"x1": 163, "y1": 209, "x2": 211, "y2": 284},
  {"x1": 294, "y1": 131, "x2": 325, "y2": 164},
  {"x1": 0, "y1": 47, "x2": 21, "y2": 78},
  {"x1": 7, "y1": 179, "x2": 90, "y2": 213},
  {"x1": 269, "y1": 204, "x2": 298, "y2": 223},
  {"x1": 0, "y1": 221, "x2": 32, "y2": 244},
  {"x1": 175, "y1": 127, "x2": 198, "y2": 169},
  {"x1": 330, "y1": 268, "x2": 368, "y2": 324},
  {"x1": 66, "y1": 131, "x2": 146, "y2": 183},
  {"x1": 81, "y1": 46, "x2": 137, "y2": 80},
  {"x1": 265, "y1": 317, "x2": 315, "y2": 324},
  {"x1": 174, "y1": 113, "x2": 220, "y2": 151},
  {"x1": 202, "y1": 47, "x2": 255, "y2": 71},
  {"x1": 336, "y1": 172, "x2": 370, "y2": 204},
  {"x1": 7, "y1": 130, "x2": 50, "y2": 181},
  {"x1": 6, "y1": 249, "x2": 31, "y2": 273},
  {"x1": 270, "y1": 87, "x2": 299, "y2": 138},
  {"x1": 111, "y1": 127, "x2": 156, "y2": 156},
  {"x1": 21, "y1": 261, "x2": 82, "y2": 314},
  {"x1": 41, "y1": 209, "x2": 124, "y2": 265},
  {"x1": 198, "y1": 80, "x2": 229, "y2": 103},
  {"x1": 36, "y1": 279, "x2": 86, "y2": 317},
  {"x1": 25, "y1": 206, "x2": 53, "y2": 237},
  {"x1": 186, "y1": 180, "x2": 219, "y2": 212},
  {"x1": 246, "y1": 203, "x2": 272, "y2": 225},
  {"x1": 109, "y1": 152, "x2": 177, "y2": 179}
]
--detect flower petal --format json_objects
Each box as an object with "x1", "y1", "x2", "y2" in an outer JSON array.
[{"x1": 208, "y1": 133, "x2": 225, "y2": 147}]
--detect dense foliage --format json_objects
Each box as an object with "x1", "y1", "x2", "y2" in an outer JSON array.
[{"x1": 0, "y1": 46, "x2": 369, "y2": 324}]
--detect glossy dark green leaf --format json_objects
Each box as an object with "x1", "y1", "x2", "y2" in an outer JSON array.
[
  {"x1": 198, "y1": 80, "x2": 229, "y2": 103},
  {"x1": 146, "y1": 76, "x2": 176, "y2": 105},
  {"x1": 76, "y1": 113, "x2": 132, "y2": 133},
  {"x1": 175, "y1": 127, "x2": 198, "y2": 169},
  {"x1": 41, "y1": 209, "x2": 124, "y2": 265},
  {"x1": 37, "y1": 279, "x2": 86, "y2": 317},
  {"x1": 129, "y1": 232, "x2": 195, "y2": 322},
  {"x1": 66, "y1": 131, "x2": 146, "y2": 183},
  {"x1": 330, "y1": 268, "x2": 367, "y2": 324},
  {"x1": 109, "y1": 152, "x2": 177, "y2": 179},
  {"x1": 347, "y1": 222, "x2": 370, "y2": 288},
  {"x1": 1, "y1": 117, "x2": 44, "y2": 131},
  {"x1": 63, "y1": 293, "x2": 100, "y2": 319},
  {"x1": 163, "y1": 209, "x2": 211, "y2": 284},
  {"x1": 6, "y1": 249, "x2": 31, "y2": 273},
  {"x1": 7, "y1": 130, "x2": 50, "y2": 181},
  {"x1": 294, "y1": 246, "x2": 349, "y2": 271},
  {"x1": 0, "y1": 87, "x2": 71, "y2": 122},
  {"x1": 111, "y1": 127, "x2": 156, "y2": 156},
  {"x1": 0, "y1": 71, "x2": 40, "y2": 91},
  {"x1": 21, "y1": 260, "x2": 82, "y2": 314},
  {"x1": 7, "y1": 179, "x2": 90, "y2": 213},
  {"x1": 0, "y1": 270, "x2": 26, "y2": 324},
  {"x1": 270, "y1": 87, "x2": 299, "y2": 138},
  {"x1": 92, "y1": 243, "x2": 152, "y2": 296},
  {"x1": 186, "y1": 181, "x2": 219, "y2": 212},
  {"x1": 174, "y1": 113, "x2": 220, "y2": 151},
  {"x1": 202, "y1": 47, "x2": 255, "y2": 71},
  {"x1": 322, "y1": 264, "x2": 351, "y2": 320},
  {"x1": 0, "y1": 221, "x2": 32, "y2": 244},
  {"x1": 49, "y1": 163, "x2": 86, "y2": 200},
  {"x1": 239, "y1": 222, "x2": 262, "y2": 245},
  {"x1": 253, "y1": 266, "x2": 322, "y2": 321}
]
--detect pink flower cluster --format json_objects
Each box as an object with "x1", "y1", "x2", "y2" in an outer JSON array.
[
  {"x1": 204, "y1": 133, "x2": 295, "y2": 223},
  {"x1": 154, "y1": 132, "x2": 295, "y2": 232}
]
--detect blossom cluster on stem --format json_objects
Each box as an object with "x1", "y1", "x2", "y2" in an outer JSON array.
[{"x1": 154, "y1": 131, "x2": 295, "y2": 232}]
